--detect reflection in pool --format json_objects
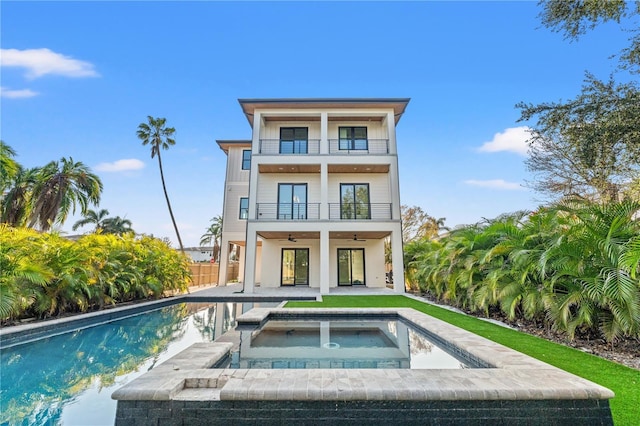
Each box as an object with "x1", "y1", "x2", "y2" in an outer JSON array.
[
  {"x1": 0, "y1": 302, "x2": 270, "y2": 426},
  {"x1": 227, "y1": 318, "x2": 472, "y2": 369}
]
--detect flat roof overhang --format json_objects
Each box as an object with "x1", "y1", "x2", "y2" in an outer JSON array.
[
  {"x1": 216, "y1": 139, "x2": 252, "y2": 154},
  {"x1": 238, "y1": 98, "x2": 410, "y2": 127}
]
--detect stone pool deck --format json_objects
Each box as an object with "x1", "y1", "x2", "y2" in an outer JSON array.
[{"x1": 112, "y1": 307, "x2": 615, "y2": 425}]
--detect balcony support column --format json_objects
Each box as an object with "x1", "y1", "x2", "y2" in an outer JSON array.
[
  {"x1": 320, "y1": 112, "x2": 328, "y2": 154},
  {"x1": 320, "y1": 163, "x2": 328, "y2": 220},
  {"x1": 391, "y1": 228, "x2": 405, "y2": 293},
  {"x1": 320, "y1": 229, "x2": 330, "y2": 294},
  {"x1": 243, "y1": 224, "x2": 258, "y2": 293}
]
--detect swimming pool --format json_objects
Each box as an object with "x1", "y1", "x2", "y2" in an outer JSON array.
[
  {"x1": 0, "y1": 301, "x2": 275, "y2": 426},
  {"x1": 226, "y1": 317, "x2": 476, "y2": 369},
  {"x1": 112, "y1": 307, "x2": 615, "y2": 425}
]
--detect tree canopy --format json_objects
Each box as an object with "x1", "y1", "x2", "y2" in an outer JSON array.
[
  {"x1": 539, "y1": 0, "x2": 640, "y2": 71},
  {"x1": 517, "y1": 74, "x2": 640, "y2": 201}
]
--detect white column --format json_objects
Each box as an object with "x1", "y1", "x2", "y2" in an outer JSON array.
[
  {"x1": 320, "y1": 163, "x2": 328, "y2": 220},
  {"x1": 387, "y1": 111, "x2": 396, "y2": 154},
  {"x1": 391, "y1": 229, "x2": 405, "y2": 293},
  {"x1": 217, "y1": 240, "x2": 230, "y2": 286},
  {"x1": 242, "y1": 111, "x2": 261, "y2": 293},
  {"x1": 243, "y1": 225, "x2": 257, "y2": 293},
  {"x1": 320, "y1": 112, "x2": 328, "y2": 154},
  {"x1": 320, "y1": 229, "x2": 330, "y2": 294}
]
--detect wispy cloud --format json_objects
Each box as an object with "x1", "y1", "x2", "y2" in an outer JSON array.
[
  {"x1": 95, "y1": 159, "x2": 145, "y2": 172},
  {"x1": 464, "y1": 179, "x2": 525, "y2": 190},
  {"x1": 478, "y1": 126, "x2": 530, "y2": 156},
  {"x1": 1, "y1": 48, "x2": 99, "y2": 79},
  {"x1": 0, "y1": 86, "x2": 38, "y2": 98}
]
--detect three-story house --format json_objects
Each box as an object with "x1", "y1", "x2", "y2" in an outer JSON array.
[{"x1": 217, "y1": 98, "x2": 409, "y2": 294}]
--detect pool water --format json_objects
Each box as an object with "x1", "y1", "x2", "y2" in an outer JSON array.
[
  {"x1": 227, "y1": 319, "x2": 471, "y2": 369},
  {"x1": 0, "y1": 302, "x2": 272, "y2": 426}
]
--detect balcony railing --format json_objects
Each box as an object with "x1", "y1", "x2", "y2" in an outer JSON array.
[
  {"x1": 329, "y1": 203, "x2": 392, "y2": 220},
  {"x1": 257, "y1": 139, "x2": 390, "y2": 155},
  {"x1": 329, "y1": 139, "x2": 389, "y2": 154},
  {"x1": 256, "y1": 203, "x2": 320, "y2": 220},
  {"x1": 259, "y1": 139, "x2": 321, "y2": 155},
  {"x1": 254, "y1": 203, "x2": 393, "y2": 220}
]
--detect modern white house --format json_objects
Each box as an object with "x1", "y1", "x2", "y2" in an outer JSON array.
[{"x1": 216, "y1": 98, "x2": 409, "y2": 294}]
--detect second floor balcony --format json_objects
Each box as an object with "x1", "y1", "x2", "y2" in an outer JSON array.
[
  {"x1": 254, "y1": 202, "x2": 393, "y2": 221},
  {"x1": 258, "y1": 139, "x2": 390, "y2": 155}
]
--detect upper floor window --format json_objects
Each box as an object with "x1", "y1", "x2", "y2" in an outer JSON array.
[
  {"x1": 242, "y1": 150, "x2": 251, "y2": 170},
  {"x1": 278, "y1": 183, "x2": 307, "y2": 220},
  {"x1": 239, "y1": 197, "x2": 249, "y2": 219},
  {"x1": 280, "y1": 127, "x2": 308, "y2": 154},
  {"x1": 340, "y1": 183, "x2": 370, "y2": 219},
  {"x1": 339, "y1": 127, "x2": 368, "y2": 151}
]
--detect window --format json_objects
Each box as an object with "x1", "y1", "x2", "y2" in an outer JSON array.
[
  {"x1": 278, "y1": 183, "x2": 307, "y2": 219},
  {"x1": 239, "y1": 197, "x2": 249, "y2": 219},
  {"x1": 339, "y1": 127, "x2": 368, "y2": 150},
  {"x1": 340, "y1": 183, "x2": 370, "y2": 219},
  {"x1": 281, "y1": 248, "x2": 309, "y2": 286},
  {"x1": 280, "y1": 127, "x2": 308, "y2": 154},
  {"x1": 338, "y1": 248, "x2": 365, "y2": 286},
  {"x1": 242, "y1": 150, "x2": 251, "y2": 170}
]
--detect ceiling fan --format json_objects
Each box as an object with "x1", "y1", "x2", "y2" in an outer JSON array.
[
  {"x1": 351, "y1": 234, "x2": 367, "y2": 242},
  {"x1": 279, "y1": 234, "x2": 297, "y2": 242}
]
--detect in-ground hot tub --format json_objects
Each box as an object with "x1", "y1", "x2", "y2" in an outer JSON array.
[{"x1": 112, "y1": 307, "x2": 614, "y2": 425}]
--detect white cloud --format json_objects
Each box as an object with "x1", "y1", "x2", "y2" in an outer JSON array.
[
  {"x1": 0, "y1": 86, "x2": 38, "y2": 98},
  {"x1": 1, "y1": 48, "x2": 99, "y2": 79},
  {"x1": 478, "y1": 126, "x2": 530, "y2": 156},
  {"x1": 464, "y1": 179, "x2": 525, "y2": 190},
  {"x1": 95, "y1": 159, "x2": 145, "y2": 172}
]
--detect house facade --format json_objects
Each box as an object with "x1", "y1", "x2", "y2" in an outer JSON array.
[{"x1": 217, "y1": 98, "x2": 409, "y2": 294}]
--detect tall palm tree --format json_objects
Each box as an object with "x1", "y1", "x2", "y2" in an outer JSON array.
[
  {"x1": 72, "y1": 208, "x2": 110, "y2": 232},
  {"x1": 136, "y1": 116, "x2": 184, "y2": 253},
  {"x1": 200, "y1": 215, "x2": 222, "y2": 262},
  {"x1": 28, "y1": 158, "x2": 102, "y2": 231}
]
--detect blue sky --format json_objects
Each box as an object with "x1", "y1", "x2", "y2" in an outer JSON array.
[{"x1": 1, "y1": 1, "x2": 632, "y2": 247}]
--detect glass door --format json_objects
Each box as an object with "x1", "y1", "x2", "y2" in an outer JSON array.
[
  {"x1": 281, "y1": 248, "x2": 309, "y2": 286},
  {"x1": 278, "y1": 183, "x2": 307, "y2": 220},
  {"x1": 337, "y1": 248, "x2": 365, "y2": 286}
]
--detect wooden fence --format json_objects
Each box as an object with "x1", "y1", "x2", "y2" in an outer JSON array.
[{"x1": 188, "y1": 262, "x2": 239, "y2": 286}]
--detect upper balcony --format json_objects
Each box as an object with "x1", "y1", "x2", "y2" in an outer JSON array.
[{"x1": 258, "y1": 138, "x2": 390, "y2": 155}]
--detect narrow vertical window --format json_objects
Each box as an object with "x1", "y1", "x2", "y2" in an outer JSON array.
[
  {"x1": 239, "y1": 197, "x2": 249, "y2": 219},
  {"x1": 242, "y1": 150, "x2": 251, "y2": 170}
]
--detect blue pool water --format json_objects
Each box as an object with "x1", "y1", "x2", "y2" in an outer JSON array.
[{"x1": 0, "y1": 302, "x2": 272, "y2": 426}]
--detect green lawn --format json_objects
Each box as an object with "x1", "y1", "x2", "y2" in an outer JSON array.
[{"x1": 286, "y1": 295, "x2": 640, "y2": 426}]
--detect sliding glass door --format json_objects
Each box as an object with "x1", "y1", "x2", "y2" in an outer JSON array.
[
  {"x1": 278, "y1": 183, "x2": 307, "y2": 220},
  {"x1": 337, "y1": 248, "x2": 365, "y2": 286},
  {"x1": 281, "y1": 248, "x2": 309, "y2": 286}
]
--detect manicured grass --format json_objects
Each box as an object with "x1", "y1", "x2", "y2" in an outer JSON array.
[{"x1": 286, "y1": 295, "x2": 640, "y2": 426}]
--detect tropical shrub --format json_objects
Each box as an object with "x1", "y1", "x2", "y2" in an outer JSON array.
[
  {"x1": 0, "y1": 225, "x2": 191, "y2": 322},
  {"x1": 405, "y1": 200, "x2": 640, "y2": 343}
]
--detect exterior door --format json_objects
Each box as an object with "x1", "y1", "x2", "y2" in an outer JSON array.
[
  {"x1": 337, "y1": 248, "x2": 365, "y2": 286},
  {"x1": 281, "y1": 248, "x2": 309, "y2": 286},
  {"x1": 278, "y1": 183, "x2": 307, "y2": 220},
  {"x1": 340, "y1": 183, "x2": 370, "y2": 219}
]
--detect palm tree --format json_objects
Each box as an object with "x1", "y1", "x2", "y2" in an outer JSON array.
[
  {"x1": 200, "y1": 215, "x2": 222, "y2": 262},
  {"x1": 1, "y1": 166, "x2": 39, "y2": 227},
  {"x1": 101, "y1": 216, "x2": 134, "y2": 235},
  {"x1": 136, "y1": 116, "x2": 184, "y2": 253},
  {"x1": 0, "y1": 141, "x2": 20, "y2": 193},
  {"x1": 28, "y1": 158, "x2": 102, "y2": 231},
  {"x1": 72, "y1": 208, "x2": 110, "y2": 232}
]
